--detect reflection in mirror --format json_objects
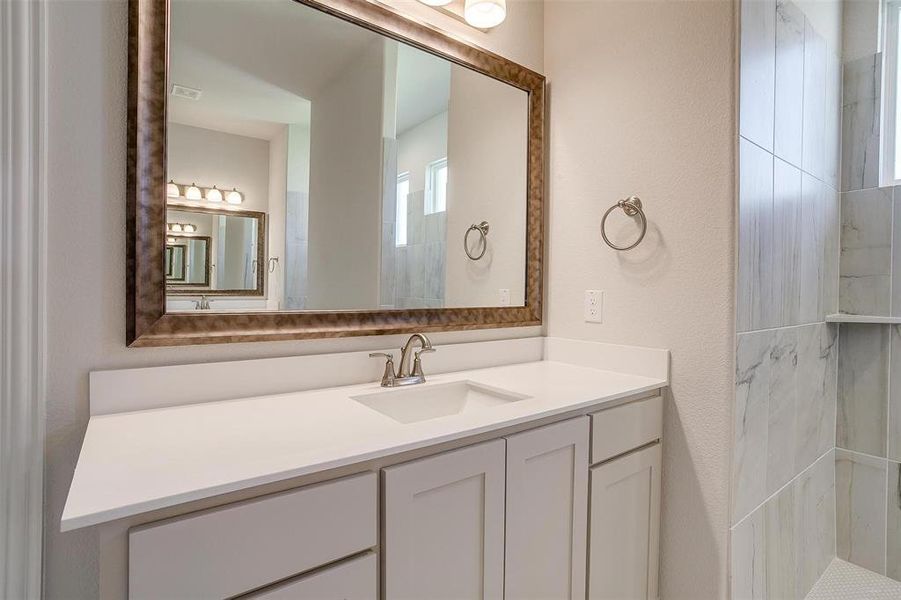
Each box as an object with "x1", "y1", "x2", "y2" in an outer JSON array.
[
  {"x1": 165, "y1": 206, "x2": 264, "y2": 296},
  {"x1": 165, "y1": 0, "x2": 528, "y2": 312}
]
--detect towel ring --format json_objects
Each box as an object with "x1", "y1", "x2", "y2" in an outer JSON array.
[
  {"x1": 464, "y1": 221, "x2": 490, "y2": 260},
  {"x1": 601, "y1": 197, "x2": 647, "y2": 251}
]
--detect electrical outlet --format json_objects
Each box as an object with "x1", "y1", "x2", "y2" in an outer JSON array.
[
  {"x1": 584, "y1": 290, "x2": 603, "y2": 323},
  {"x1": 499, "y1": 289, "x2": 510, "y2": 306}
]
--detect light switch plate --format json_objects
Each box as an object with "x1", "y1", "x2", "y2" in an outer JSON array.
[{"x1": 584, "y1": 290, "x2": 603, "y2": 323}]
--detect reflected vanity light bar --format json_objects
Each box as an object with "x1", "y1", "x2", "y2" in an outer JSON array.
[
  {"x1": 185, "y1": 183, "x2": 202, "y2": 201},
  {"x1": 167, "y1": 223, "x2": 197, "y2": 233},
  {"x1": 463, "y1": 0, "x2": 506, "y2": 28},
  {"x1": 226, "y1": 188, "x2": 243, "y2": 205},
  {"x1": 165, "y1": 181, "x2": 242, "y2": 205},
  {"x1": 416, "y1": 0, "x2": 506, "y2": 28}
]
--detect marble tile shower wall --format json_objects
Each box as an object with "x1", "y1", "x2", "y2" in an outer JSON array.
[
  {"x1": 733, "y1": 0, "x2": 841, "y2": 597},
  {"x1": 394, "y1": 190, "x2": 446, "y2": 309},
  {"x1": 833, "y1": 324, "x2": 901, "y2": 579}
]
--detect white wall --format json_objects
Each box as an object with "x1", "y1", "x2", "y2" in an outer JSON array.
[
  {"x1": 167, "y1": 123, "x2": 271, "y2": 213},
  {"x1": 445, "y1": 65, "x2": 529, "y2": 307},
  {"x1": 42, "y1": 2, "x2": 542, "y2": 597},
  {"x1": 397, "y1": 111, "x2": 447, "y2": 193},
  {"x1": 544, "y1": 1, "x2": 736, "y2": 598},
  {"x1": 307, "y1": 39, "x2": 385, "y2": 310}
]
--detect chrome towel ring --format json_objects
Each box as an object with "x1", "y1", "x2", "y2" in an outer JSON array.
[
  {"x1": 464, "y1": 221, "x2": 490, "y2": 260},
  {"x1": 601, "y1": 196, "x2": 647, "y2": 251}
]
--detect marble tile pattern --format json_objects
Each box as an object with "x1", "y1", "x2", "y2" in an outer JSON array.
[
  {"x1": 888, "y1": 461, "x2": 901, "y2": 581},
  {"x1": 841, "y1": 54, "x2": 882, "y2": 193},
  {"x1": 730, "y1": 452, "x2": 835, "y2": 600},
  {"x1": 802, "y1": 22, "x2": 826, "y2": 181},
  {"x1": 392, "y1": 191, "x2": 446, "y2": 308},
  {"x1": 740, "y1": 0, "x2": 776, "y2": 152},
  {"x1": 774, "y1": 0, "x2": 804, "y2": 167},
  {"x1": 733, "y1": 323, "x2": 837, "y2": 522},
  {"x1": 837, "y1": 324, "x2": 888, "y2": 458},
  {"x1": 839, "y1": 187, "x2": 893, "y2": 316},
  {"x1": 890, "y1": 327, "x2": 901, "y2": 462},
  {"x1": 836, "y1": 449, "x2": 888, "y2": 575},
  {"x1": 284, "y1": 190, "x2": 310, "y2": 310}
]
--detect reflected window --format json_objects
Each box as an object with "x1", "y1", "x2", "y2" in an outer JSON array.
[
  {"x1": 396, "y1": 172, "x2": 410, "y2": 246},
  {"x1": 425, "y1": 158, "x2": 448, "y2": 215}
]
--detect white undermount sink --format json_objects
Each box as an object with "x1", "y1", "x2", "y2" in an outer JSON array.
[{"x1": 351, "y1": 380, "x2": 531, "y2": 424}]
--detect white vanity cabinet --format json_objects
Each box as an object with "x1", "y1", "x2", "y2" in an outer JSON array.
[
  {"x1": 125, "y1": 393, "x2": 663, "y2": 600},
  {"x1": 382, "y1": 439, "x2": 507, "y2": 600},
  {"x1": 587, "y1": 395, "x2": 663, "y2": 600},
  {"x1": 504, "y1": 417, "x2": 590, "y2": 600}
]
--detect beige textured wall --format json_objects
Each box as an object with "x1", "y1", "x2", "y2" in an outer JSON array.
[
  {"x1": 43, "y1": 1, "x2": 542, "y2": 597},
  {"x1": 543, "y1": 1, "x2": 737, "y2": 598}
]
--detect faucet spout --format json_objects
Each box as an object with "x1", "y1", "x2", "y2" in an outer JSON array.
[{"x1": 398, "y1": 333, "x2": 433, "y2": 378}]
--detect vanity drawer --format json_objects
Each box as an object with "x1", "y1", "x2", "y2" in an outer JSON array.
[
  {"x1": 590, "y1": 395, "x2": 662, "y2": 464},
  {"x1": 242, "y1": 552, "x2": 377, "y2": 600},
  {"x1": 128, "y1": 472, "x2": 377, "y2": 600}
]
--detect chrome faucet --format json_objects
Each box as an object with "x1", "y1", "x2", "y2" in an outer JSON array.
[
  {"x1": 193, "y1": 295, "x2": 211, "y2": 310},
  {"x1": 370, "y1": 333, "x2": 436, "y2": 387}
]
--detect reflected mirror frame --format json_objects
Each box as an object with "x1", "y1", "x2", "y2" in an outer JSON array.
[
  {"x1": 165, "y1": 233, "x2": 214, "y2": 292},
  {"x1": 126, "y1": 0, "x2": 545, "y2": 347},
  {"x1": 164, "y1": 204, "x2": 265, "y2": 296}
]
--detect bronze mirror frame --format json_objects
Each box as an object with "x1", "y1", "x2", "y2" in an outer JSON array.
[
  {"x1": 127, "y1": 0, "x2": 545, "y2": 347},
  {"x1": 165, "y1": 203, "x2": 266, "y2": 296}
]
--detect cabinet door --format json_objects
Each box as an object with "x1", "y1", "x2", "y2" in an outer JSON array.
[
  {"x1": 382, "y1": 439, "x2": 506, "y2": 600},
  {"x1": 588, "y1": 443, "x2": 662, "y2": 600},
  {"x1": 505, "y1": 417, "x2": 589, "y2": 600}
]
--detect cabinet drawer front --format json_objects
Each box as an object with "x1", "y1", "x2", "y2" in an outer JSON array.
[
  {"x1": 242, "y1": 552, "x2": 377, "y2": 600},
  {"x1": 590, "y1": 394, "x2": 662, "y2": 464},
  {"x1": 129, "y1": 472, "x2": 377, "y2": 600}
]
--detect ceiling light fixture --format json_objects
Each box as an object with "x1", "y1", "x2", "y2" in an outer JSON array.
[
  {"x1": 464, "y1": 0, "x2": 506, "y2": 28},
  {"x1": 226, "y1": 188, "x2": 243, "y2": 205}
]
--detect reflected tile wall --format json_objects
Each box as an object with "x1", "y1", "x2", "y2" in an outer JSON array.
[
  {"x1": 730, "y1": 451, "x2": 835, "y2": 600},
  {"x1": 392, "y1": 193, "x2": 446, "y2": 308},
  {"x1": 740, "y1": 0, "x2": 775, "y2": 152}
]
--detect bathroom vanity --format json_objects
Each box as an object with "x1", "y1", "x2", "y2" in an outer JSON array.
[{"x1": 63, "y1": 338, "x2": 668, "y2": 599}]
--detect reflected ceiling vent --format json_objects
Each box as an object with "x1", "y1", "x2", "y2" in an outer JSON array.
[{"x1": 171, "y1": 84, "x2": 202, "y2": 100}]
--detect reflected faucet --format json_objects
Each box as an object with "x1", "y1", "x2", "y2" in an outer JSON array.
[
  {"x1": 370, "y1": 333, "x2": 436, "y2": 387},
  {"x1": 193, "y1": 295, "x2": 211, "y2": 310}
]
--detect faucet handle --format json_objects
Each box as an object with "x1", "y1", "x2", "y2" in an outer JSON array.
[
  {"x1": 369, "y1": 353, "x2": 396, "y2": 387},
  {"x1": 412, "y1": 347, "x2": 436, "y2": 378}
]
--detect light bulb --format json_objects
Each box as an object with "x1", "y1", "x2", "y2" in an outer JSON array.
[
  {"x1": 185, "y1": 183, "x2": 202, "y2": 201},
  {"x1": 167, "y1": 236, "x2": 176, "y2": 244},
  {"x1": 183, "y1": 224, "x2": 196, "y2": 233},
  {"x1": 166, "y1": 180, "x2": 180, "y2": 198},
  {"x1": 206, "y1": 186, "x2": 223, "y2": 203},
  {"x1": 170, "y1": 223, "x2": 183, "y2": 232},
  {"x1": 464, "y1": 0, "x2": 505, "y2": 28},
  {"x1": 226, "y1": 188, "x2": 243, "y2": 205}
]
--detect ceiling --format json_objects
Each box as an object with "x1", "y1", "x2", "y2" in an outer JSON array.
[
  {"x1": 395, "y1": 44, "x2": 451, "y2": 135},
  {"x1": 168, "y1": 0, "x2": 375, "y2": 140}
]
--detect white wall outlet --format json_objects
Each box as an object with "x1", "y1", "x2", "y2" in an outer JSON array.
[
  {"x1": 584, "y1": 290, "x2": 604, "y2": 323},
  {"x1": 499, "y1": 288, "x2": 511, "y2": 306}
]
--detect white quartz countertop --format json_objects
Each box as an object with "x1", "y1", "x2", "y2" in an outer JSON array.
[{"x1": 62, "y1": 360, "x2": 666, "y2": 531}]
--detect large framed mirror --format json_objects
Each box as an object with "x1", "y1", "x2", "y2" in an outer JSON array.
[{"x1": 127, "y1": 0, "x2": 545, "y2": 346}]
